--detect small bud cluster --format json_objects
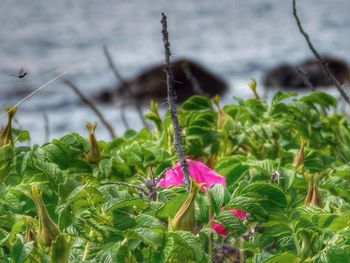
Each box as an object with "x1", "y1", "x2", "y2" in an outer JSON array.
[
  {"x1": 212, "y1": 243, "x2": 239, "y2": 263},
  {"x1": 140, "y1": 178, "x2": 157, "y2": 201}
]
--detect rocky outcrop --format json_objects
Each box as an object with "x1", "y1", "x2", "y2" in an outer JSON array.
[
  {"x1": 114, "y1": 58, "x2": 228, "y2": 102},
  {"x1": 264, "y1": 56, "x2": 350, "y2": 88}
]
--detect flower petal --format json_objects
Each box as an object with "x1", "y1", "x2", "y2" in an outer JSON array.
[
  {"x1": 211, "y1": 222, "x2": 228, "y2": 236},
  {"x1": 229, "y1": 209, "x2": 248, "y2": 220},
  {"x1": 157, "y1": 168, "x2": 184, "y2": 187},
  {"x1": 157, "y1": 159, "x2": 226, "y2": 190}
]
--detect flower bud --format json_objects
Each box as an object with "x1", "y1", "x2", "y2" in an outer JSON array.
[
  {"x1": 30, "y1": 185, "x2": 60, "y2": 247},
  {"x1": 85, "y1": 122, "x2": 101, "y2": 164},
  {"x1": 170, "y1": 181, "x2": 198, "y2": 232},
  {"x1": 305, "y1": 175, "x2": 322, "y2": 207},
  {"x1": 0, "y1": 106, "x2": 17, "y2": 147},
  {"x1": 23, "y1": 216, "x2": 36, "y2": 243},
  {"x1": 293, "y1": 139, "x2": 305, "y2": 169},
  {"x1": 213, "y1": 95, "x2": 226, "y2": 129},
  {"x1": 248, "y1": 78, "x2": 260, "y2": 99}
]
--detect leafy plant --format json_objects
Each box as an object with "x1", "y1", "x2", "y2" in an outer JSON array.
[{"x1": 1, "y1": 90, "x2": 350, "y2": 262}]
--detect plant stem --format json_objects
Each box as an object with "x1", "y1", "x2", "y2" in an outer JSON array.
[
  {"x1": 239, "y1": 238, "x2": 244, "y2": 263},
  {"x1": 160, "y1": 13, "x2": 191, "y2": 191},
  {"x1": 103, "y1": 45, "x2": 148, "y2": 128},
  {"x1": 63, "y1": 79, "x2": 116, "y2": 138},
  {"x1": 292, "y1": 0, "x2": 350, "y2": 105}
]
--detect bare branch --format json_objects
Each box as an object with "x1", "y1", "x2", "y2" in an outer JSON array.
[
  {"x1": 295, "y1": 66, "x2": 315, "y2": 90},
  {"x1": 292, "y1": 0, "x2": 350, "y2": 105},
  {"x1": 43, "y1": 112, "x2": 50, "y2": 143},
  {"x1": 63, "y1": 79, "x2": 116, "y2": 138},
  {"x1": 103, "y1": 45, "x2": 128, "y2": 86},
  {"x1": 120, "y1": 100, "x2": 130, "y2": 130},
  {"x1": 181, "y1": 63, "x2": 205, "y2": 95},
  {"x1": 161, "y1": 13, "x2": 191, "y2": 191},
  {"x1": 103, "y1": 45, "x2": 148, "y2": 128}
]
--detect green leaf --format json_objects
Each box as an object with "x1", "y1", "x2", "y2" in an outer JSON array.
[
  {"x1": 271, "y1": 91, "x2": 297, "y2": 105},
  {"x1": 240, "y1": 182, "x2": 290, "y2": 208},
  {"x1": 263, "y1": 252, "x2": 299, "y2": 263},
  {"x1": 226, "y1": 196, "x2": 269, "y2": 221},
  {"x1": 0, "y1": 145, "x2": 14, "y2": 183},
  {"x1": 11, "y1": 239, "x2": 34, "y2": 263},
  {"x1": 182, "y1": 96, "x2": 212, "y2": 111},
  {"x1": 169, "y1": 231, "x2": 206, "y2": 262},
  {"x1": 157, "y1": 193, "x2": 188, "y2": 219},
  {"x1": 210, "y1": 184, "x2": 230, "y2": 208},
  {"x1": 135, "y1": 214, "x2": 164, "y2": 229},
  {"x1": 150, "y1": 235, "x2": 174, "y2": 263},
  {"x1": 313, "y1": 245, "x2": 350, "y2": 263},
  {"x1": 214, "y1": 210, "x2": 245, "y2": 236},
  {"x1": 301, "y1": 91, "x2": 337, "y2": 108},
  {"x1": 12, "y1": 129, "x2": 31, "y2": 143},
  {"x1": 215, "y1": 157, "x2": 248, "y2": 188},
  {"x1": 102, "y1": 197, "x2": 147, "y2": 213},
  {"x1": 56, "y1": 132, "x2": 89, "y2": 155},
  {"x1": 42, "y1": 143, "x2": 70, "y2": 168},
  {"x1": 125, "y1": 227, "x2": 164, "y2": 247}
]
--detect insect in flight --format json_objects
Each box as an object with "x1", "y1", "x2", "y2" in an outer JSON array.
[{"x1": 8, "y1": 68, "x2": 28, "y2": 78}]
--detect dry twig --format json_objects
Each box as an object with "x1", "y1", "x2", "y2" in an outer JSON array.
[
  {"x1": 103, "y1": 45, "x2": 148, "y2": 128},
  {"x1": 293, "y1": 0, "x2": 350, "y2": 105},
  {"x1": 181, "y1": 63, "x2": 205, "y2": 95},
  {"x1": 295, "y1": 66, "x2": 315, "y2": 90},
  {"x1": 63, "y1": 79, "x2": 116, "y2": 138},
  {"x1": 43, "y1": 112, "x2": 50, "y2": 143},
  {"x1": 161, "y1": 13, "x2": 191, "y2": 191}
]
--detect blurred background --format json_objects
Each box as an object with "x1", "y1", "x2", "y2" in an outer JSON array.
[{"x1": 0, "y1": 0, "x2": 349, "y2": 143}]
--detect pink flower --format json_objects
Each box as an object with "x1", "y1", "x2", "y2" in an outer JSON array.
[
  {"x1": 212, "y1": 209, "x2": 248, "y2": 236},
  {"x1": 157, "y1": 159, "x2": 226, "y2": 190}
]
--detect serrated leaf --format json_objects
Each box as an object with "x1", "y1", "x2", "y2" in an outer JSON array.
[
  {"x1": 102, "y1": 197, "x2": 146, "y2": 213},
  {"x1": 226, "y1": 196, "x2": 269, "y2": 221},
  {"x1": 240, "y1": 182, "x2": 290, "y2": 207}
]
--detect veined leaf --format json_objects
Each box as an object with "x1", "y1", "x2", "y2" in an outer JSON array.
[
  {"x1": 11, "y1": 239, "x2": 34, "y2": 263},
  {"x1": 301, "y1": 91, "x2": 337, "y2": 109},
  {"x1": 214, "y1": 210, "x2": 245, "y2": 236},
  {"x1": 240, "y1": 182, "x2": 290, "y2": 208},
  {"x1": 226, "y1": 196, "x2": 269, "y2": 221},
  {"x1": 102, "y1": 197, "x2": 147, "y2": 213}
]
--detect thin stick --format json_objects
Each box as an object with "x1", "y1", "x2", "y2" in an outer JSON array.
[
  {"x1": 103, "y1": 45, "x2": 148, "y2": 128},
  {"x1": 181, "y1": 63, "x2": 205, "y2": 95},
  {"x1": 43, "y1": 112, "x2": 50, "y2": 143},
  {"x1": 63, "y1": 79, "x2": 116, "y2": 138},
  {"x1": 103, "y1": 45, "x2": 127, "y2": 86},
  {"x1": 295, "y1": 66, "x2": 315, "y2": 90},
  {"x1": 103, "y1": 45, "x2": 130, "y2": 129},
  {"x1": 161, "y1": 13, "x2": 191, "y2": 191},
  {"x1": 292, "y1": 0, "x2": 350, "y2": 105},
  {"x1": 120, "y1": 100, "x2": 130, "y2": 130},
  {"x1": 0, "y1": 71, "x2": 67, "y2": 120}
]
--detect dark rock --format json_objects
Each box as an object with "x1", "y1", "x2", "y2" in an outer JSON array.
[
  {"x1": 114, "y1": 58, "x2": 228, "y2": 102},
  {"x1": 264, "y1": 56, "x2": 350, "y2": 88},
  {"x1": 94, "y1": 89, "x2": 115, "y2": 103}
]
